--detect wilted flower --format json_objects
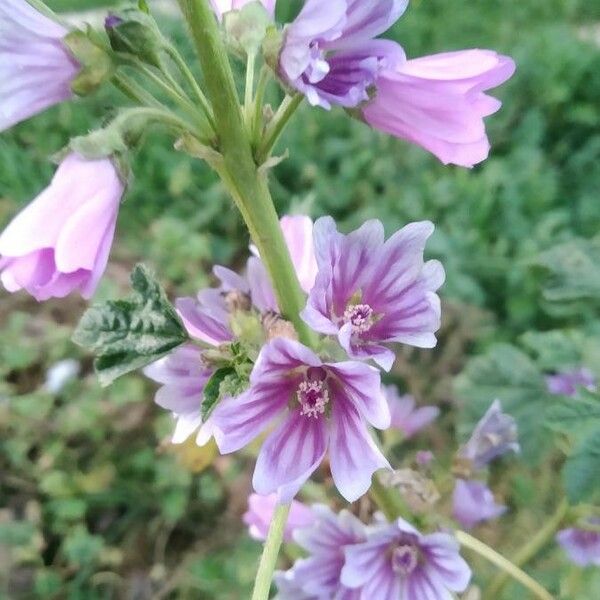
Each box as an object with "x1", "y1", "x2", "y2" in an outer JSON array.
[
  {"x1": 363, "y1": 49, "x2": 516, "y2": 167},
  {"x1": 452, "y1": 479, "x2": 506, "y2": 529},
  {"x1": 546, "y1": 367, "x2": 596, "y2": 397},
  {"x1": 342, "y1": 517, "x2": 471, "y2": 599},
  {"x1": 0, "y1": 0, "x2": 79, "y2": 131},
  {"x1": 279, "y1": 0, "x2": 407, "y2": 109},
  {"x1": 385, "y1": 386, "x2": 439, "y2": 438},
  {"x1": 243, "y1": 493, "x2": 315, "y2": 542},
  {"x1": 301, "y1": 217, "x2": 444, "y2": 370},
  {"x1": 206, "y1": 337, "x2": 390, "y2": 502},
  {"x1": 0, "y1": 153, "x2": 123, "y2": 300},
  {"x1": 280, "y1": 505, "x2": 366, "y2": 599},
  {"x1": 458, "y1": 399, "x2": 519, "y2": 470},
  {"x1": 210, "y1": 0, "x2": 275, "y2": 21},
  {"x1": 556, "y1": 521, "x2": 600, "y2": 567},
  {"x1": 144, "y1": 345, "x2": 212, "y2": 444}
]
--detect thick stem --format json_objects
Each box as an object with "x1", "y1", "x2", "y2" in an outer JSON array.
[
  {"x1": 177, "y1": 0, "x2": 316, "y2": 349},
  {"x1": 251, "y1": 504, "x2": 290, "y2": 600},
  {"x1": 485, "y1": 498, "x2": 568, "y2": 599},
  {"x1": 456, "y1": 531, "x2": 554, "y2": 600}
]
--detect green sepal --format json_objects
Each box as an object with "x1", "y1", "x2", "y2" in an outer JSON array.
[
  {"x1": 72, "y1": 265, "x2": 189, "y2": 386},
  {"x1": 224, "y1": 2, "x2": 273, "y2": 58}
]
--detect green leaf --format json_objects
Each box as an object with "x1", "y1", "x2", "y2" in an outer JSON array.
[
  {"x1": 545, "y1": 391, "x2": 600, "y2": 437},
  {"x1": 202, "y1": 367, "x2": 235, "y2": 421},
  {"x1": 564, "y1": 432, "x2": 600, "y2": 503},
  {"x1": 72, "y1": 264, "x2": 189, "y2": 386}
]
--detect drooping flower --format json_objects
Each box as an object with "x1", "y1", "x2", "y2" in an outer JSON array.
[
  {"x1": 0, "y1": 0, "x2": 80, "y2": 131},
  {"x1": 301, "y1": 217, "x2": 444, "y2": 371},
  {"x1": 546, "y1": 367, "x2": 596, "y2": 397},
  {"x1": 362, "y1": 49, "x2": 516, "y2": 167},
  {"x1": 210, "y1": 0, "x2": 276, "y2": 21},
  {"x1": 452, "y1": 479, "x2": 506, "y2": 529},
  {"x1": 144, "y1": 345, "x2": 212, "y2": 444},
  {"x1": 556, "y1": 520, "x2": 600, "y2": 567},
  {"x1": 0, "y1": 153, "x2": 123, "y2": 301},
  {"x1": 458, "y1": 399, "x2": 519, "y2": 471},
  {"x1": 342, "y1": 517, "x2": 471, "y2": 599},
  {"x1": 243, "y1": 493, "x2": 315, "y2": 542},
  {"x1": 206, "y1": 337, "x2": 390, "y2": 502},
  {"x1": 279, "y1": 0, "x2": 408, "y2": 109},
  {"x1": 384, "y1": 386, "x2": 439, "y2": 438}
]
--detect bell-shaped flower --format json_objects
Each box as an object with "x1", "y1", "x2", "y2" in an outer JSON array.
[
  {"x1": 144, "y1": 344, "x2": 213, "y2": 444},
  {"x1": 279, "y1": 0, "x2": 407, "y2": 109},
  {"x1": 301, "y1": 217, "x2": 444, "y2": 371},
  {"x1": 556, "y1": 520, "x2": 600, "y2": 567},
  {"x1": 452, "y1": 479, "x2": 506, "y2": 529},
  {"x1": 210, "y1": 0, "x2": 276, "y2": 21},
  {"x1": 0, "y1": 0, "x2": 80, "y2": 131},
  {"x1": 0, "y1": 153, "x2": 123, "y2": 301},
  {"x1": 342, "y1": 517, "x2": 471, "y2": 599},
  {"x1": 206, "y1": 337, "x2": 391, "y2": 502},
  {"x1": 362, "y1": 49, "x2": 516, "y2": 167},
  {"x1": 385, "y1": 386, "x2": 439, "y2": 438},
  {"x1": 243, "y1": 493, "x2": 315, "y2": 542}
]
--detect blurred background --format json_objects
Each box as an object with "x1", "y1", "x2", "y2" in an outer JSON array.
[{"x1": 1, "y1": 0, "x2": 600, "y2": 597}]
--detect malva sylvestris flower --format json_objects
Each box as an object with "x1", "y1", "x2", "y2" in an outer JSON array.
[
  {"x1": 0, "y1": 153, "x2": 123, "y2": 301},
  {"x1": 210, "y1": 0, "x2": 276, "y2": 21},
  {"x1": 0, "y1": 0, "x2": 80, "y2": 132},
  {"x1": 342, "y1": 518, "x2": 471, "y2": 600},
  {"x1": 301, "y1": 217, "x2": 444, "y2": 371},
  {"x1": 556, "y1": 520, "x2": 600, "y2": 567},
  {"x1": 206, "y1": 337, "x2": 391, "y2": 503},
  {"x1": 546, "y1": 367, "x2": 596, "y2": 397},
  {"x1": 384, "y1": 385, "x2": 439, "y2": 438},
  {"x1": 452, "y1": 479, "x2": 506, "y2": 530}
]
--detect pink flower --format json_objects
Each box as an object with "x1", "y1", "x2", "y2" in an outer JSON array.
[
  {"x1": 0, "y1": 0, "x2": 79, "y2": 131},
  {"x1": 385, "y1": 386, "x2": 439, "y2": 438},
  {"x1": 206, "y1": 337, "x2": 390, "y2": 502},
  {"x1": 363, "y1": 49, "x2": 516, "y2": 167},
  {"x1": 243, "y1": 493, "x2": 315, "y2": 542},
  {"x1": 280, "y1": 215, "x2": 318, "y2": 293},
  {"x1": 452, "y1": 479, "x2": 506, "y2": 529},
  {"x1": 210, "y1": 0, "x2": 275, "y2": 21},
  {"x1": 546, "y1": 367, "x2": 596, "y2": 397},
  {"x1": 556, "y1": 520, "x2": 600, "y2": 567},
  {"x1": 0, "y1": 153, "x2": 123, "y2": 300}
]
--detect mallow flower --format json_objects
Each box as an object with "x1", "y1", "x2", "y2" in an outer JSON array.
[
  {"x1": 0, "y1": 0, "x2": 80, "y2": 131},
  {"x1": 243, "y1": 493, "x2": 315, "y2": 542},
  {"x1": 342, "y1": 518, "x2": 471, "y2": 599},
  {"x1": 385, "y1": 386, "x2": 439, "y2": 438},
  {"x1": 210, "y1": 0, "x2": 276, "y2": 21},
  {"x1": 362, "y1": 49, "x2": 516, "y2": 167},
  {"x1": 452, "y1": 479, "x2": 506, "y2": 530},
  {"x1": 301, "y1": 217, "x2": 444, "y2": 371},
  {"x1": 0, "y1": 153, "x2": 123, "y2": 301},
  {"x1": 205, "y1": 337, "x2": 391, "y2": 502},
  {"x1": 556, "y1": 520, "x2": 600, "y2": 567},
  {"x1": 546, "y1": 367, "x2": 596, "y2": 397},
  {"x1": 279, "y1": 0, "x2": 408, "y2": 109}
]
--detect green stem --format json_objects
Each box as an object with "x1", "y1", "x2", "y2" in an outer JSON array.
[
  {"x1": 244, "y1": 52, "x2": 257, "y2": 127},
  {"x1": 251, "y1": 503, "x2": 291, "y2": 600},
  {"x1": 369, "y1": 473, "x2": 407, "y2": 522},
  {"x1": 112, "y1": 72, "x2": 167, "y2": 109},
  {"x1": 257, "y1": 94, "x2": 303, "y2": 163},
  {"x1": 485, "y1": 498, "x2": 568, "y2": 599},
  {"x1": 252, "y1": 66, "x2": 271, "y2": 146},
  {"x1": 456, "y1": 530, "x2": 554, "y2": 600}
]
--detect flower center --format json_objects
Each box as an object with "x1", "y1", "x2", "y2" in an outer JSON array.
[
  {"x1": 390, "y1": 534, "x2": 420, "y2": 576},
  {"x1": 297, "y1": 378, "x2": 329, "y2": 419},
  {"x1": 305, "y1": 41, "x2": 330, "y2": 84},
  {"x1": 344, "y1": 303, "x2": 375, "y2": 334}
]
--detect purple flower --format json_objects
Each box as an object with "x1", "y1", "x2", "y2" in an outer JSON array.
[
  {"x1": 546, "y1": 368, "x2": 596, "y2": 397},
  {"x1": 243, "y1": 493, "x2": 315, "y2": 542},
  {"x1": 301, "y1": 217, "x2": 444, "y2": 371},
  {"x1": 458, "y1": 400, "x2": 519, "y2": 470},
  {"x1": 363, "y1": 49, "x2": 516, "y2": 167},
  {"x1": 279, "y1": 0, "x2": 407, "y2": 109},
  {"x1": 280, "y1": 215, "x2": 318, "y2": 293},
  {"x1": 278, "y1": 505, "x2": 365, "y2": 599},
  {"x1": 0, "y1": 0, "x2": 79, "y2": 131},
  {"x1": 274, "y1": 570, "x2": 316, "y2": 600},
  {"x1": 415, "y1": 450, "x2": 434, "y2": 467},
  {"x1": 342, "y1": 517, "x2": 471, "y2": 599},
  {"x1": 0, "y1": 153, "x2": 123, "y2": 300},
  {"x1": 210, "y1": 0, "x2": 275, "y2": 21},
  {"x1": 556, "y1": 521, "x2": 600, "y2": 567},
  {"x1": 207, "y1": 337, "x2": 390, "y2": 502},
  {"x1": 144, "y1": 344, "x2": 212, "y2": 443},
  {"x1": 452, "y1": 479, "x2": 506, "y2": 529},
  {"x1": 385, "y1": 386, "x2": 439, "y2": 438}
]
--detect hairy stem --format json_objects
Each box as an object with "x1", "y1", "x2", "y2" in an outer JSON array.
[
  {"x1": 456, "y1": 530, "x2": 554, "y2": 600},
  {"x1": 485, "y1": 498, "x2": 568, "y2": 599}
]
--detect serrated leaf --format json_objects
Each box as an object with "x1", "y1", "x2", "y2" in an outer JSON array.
[
  {"x1": 545, "y1": 392, "x2": 600, "y2": 436},
  {"x1": 564, "y1": 432, "x2": 600, "y2": 503},
  {"x1": 73, "y1": 264, "x2": 188, "y2": 386},
  {"x1": 202, "y1": 367, "x2": 235, "y2": 421}
]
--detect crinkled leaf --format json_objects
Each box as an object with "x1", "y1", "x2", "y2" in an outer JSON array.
[
  {"x1": 564, "y1": 431, "x2": 600, "y2": 504},
  {"x1": 73, "y1": 264, "x2": 189, "y2": 386},
  {"x1": 545, "y1": 391, "x2": 600, "y2": 437},
  {"x1": 202, "y1": 367, "x2": 235, "y2": 422}
]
